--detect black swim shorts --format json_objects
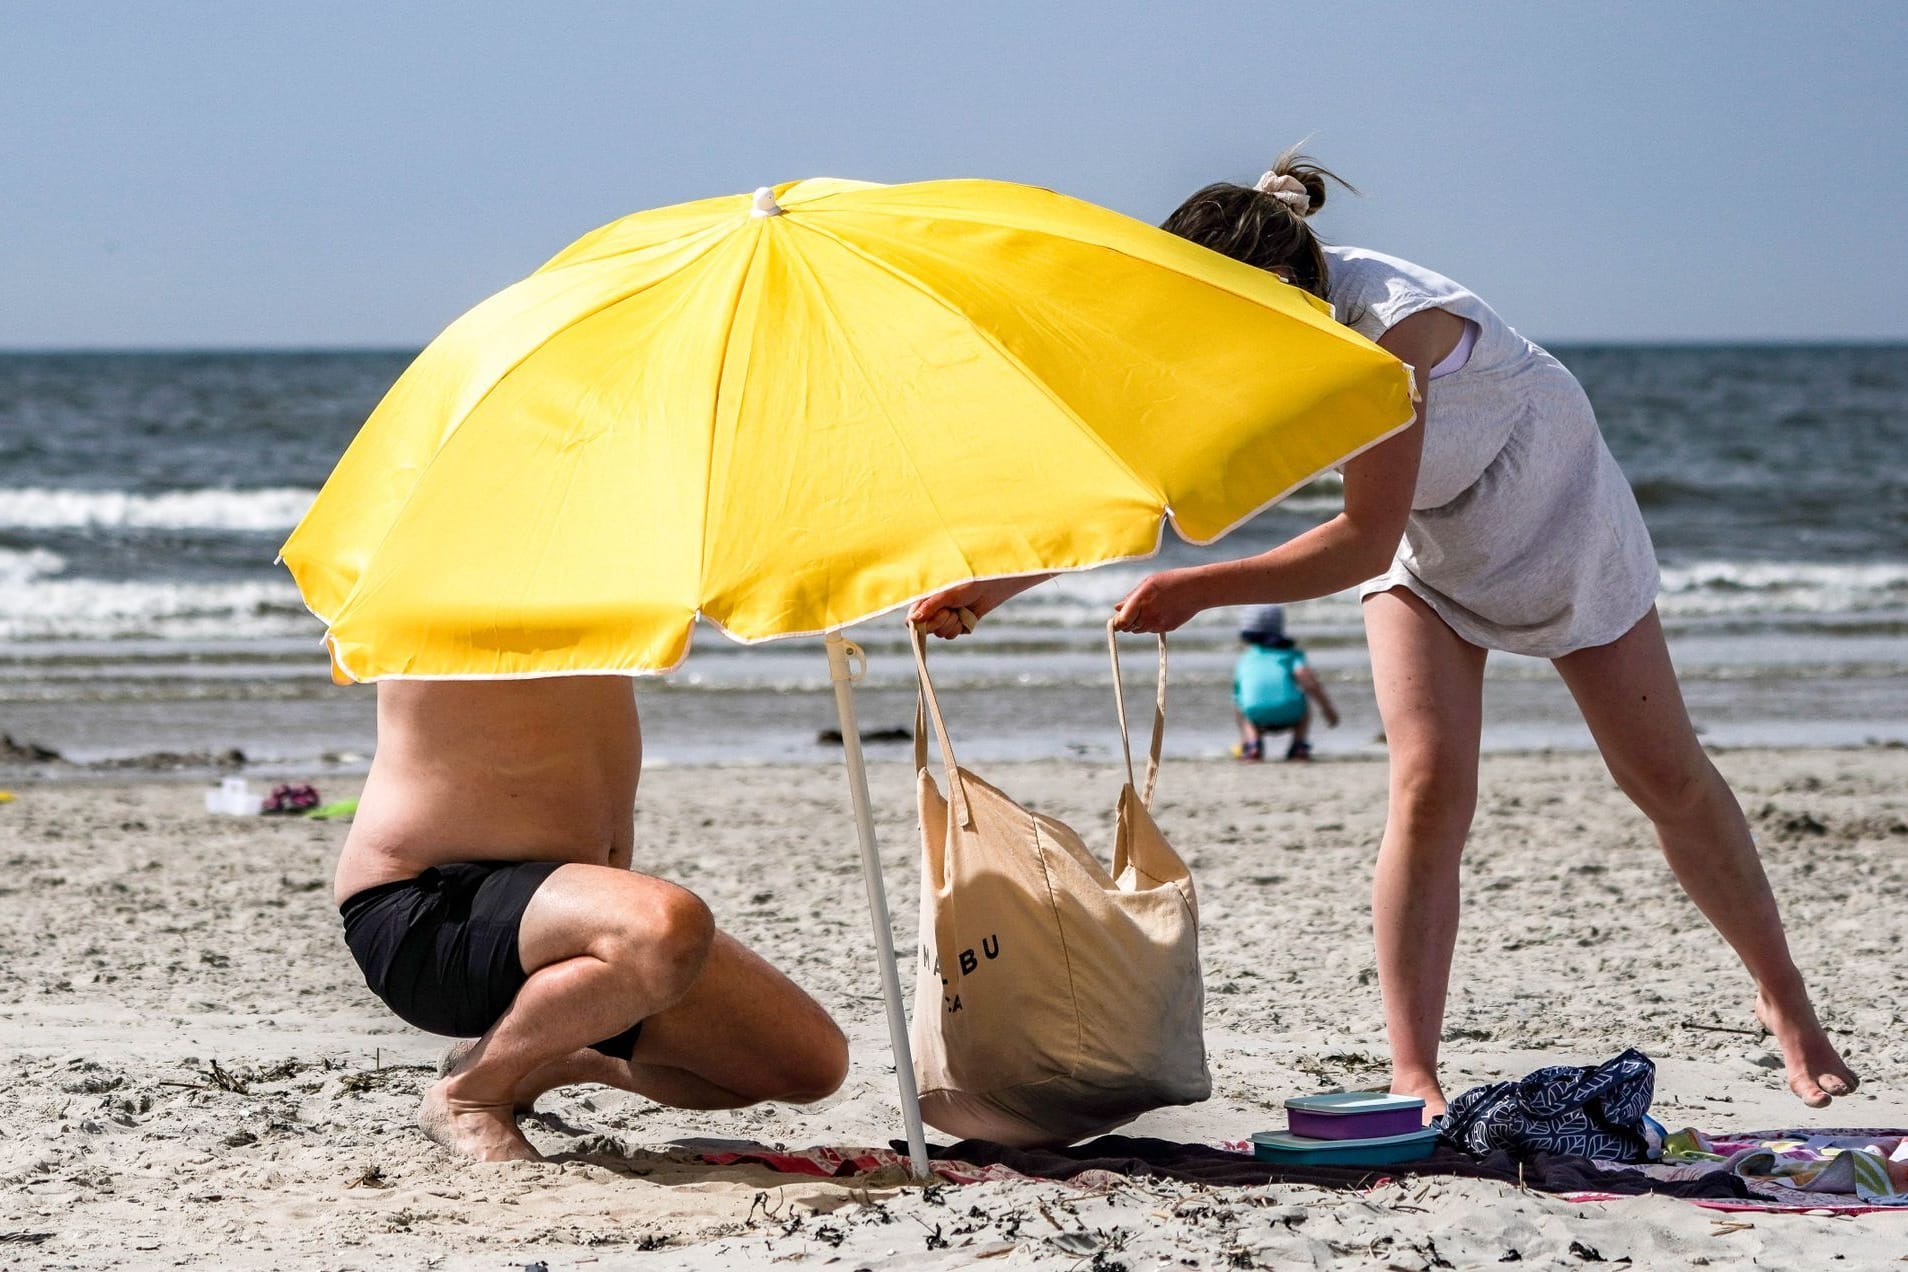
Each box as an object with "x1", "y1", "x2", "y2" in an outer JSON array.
[{"x1": 340, "y1": 861, "x2": 643, "y2": 1060}]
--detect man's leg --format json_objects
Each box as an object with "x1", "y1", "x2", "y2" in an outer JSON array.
[
  {"x1": 423, "y1": 863, "x2": 715, "y2": 1161},
  {"x1": 1365, "y1": 589, "x2": 1488, "y2": 1115},
  {"x1": 1553, "y1": 607, "x2": 1858, "y2": 1106},
  {"x1": 512, "y1": 929, "x2": 849, "y2": 1111}
]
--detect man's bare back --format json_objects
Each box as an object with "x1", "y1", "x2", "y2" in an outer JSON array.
[
  {"x1": 334, "y1": 676, "x2": 641, "y2": 905},
  {"x1": 331, "y1": 676, "x2": 846, "y2": 1162}
]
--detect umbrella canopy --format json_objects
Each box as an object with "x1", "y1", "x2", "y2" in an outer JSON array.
[{"x1": 280, "y1": 177, "x2": 1413, "y2": 680}]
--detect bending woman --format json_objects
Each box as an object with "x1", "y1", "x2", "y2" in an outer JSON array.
[{"x1": 911, "y1": 149, "x2": 1857, "y2": 1113}]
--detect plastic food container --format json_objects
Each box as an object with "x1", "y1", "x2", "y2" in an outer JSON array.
[
  {"x1": 1251, "y1": 1127, "x2": 1439, "y2": 1167},
  {"x1": 1285, "y1": 1092, "x2": 1426, "y2": 1140}
]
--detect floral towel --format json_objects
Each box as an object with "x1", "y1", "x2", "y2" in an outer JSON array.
[{"x1": 1665, "y1": 1128, "x2": 1908, "y2": 1206}]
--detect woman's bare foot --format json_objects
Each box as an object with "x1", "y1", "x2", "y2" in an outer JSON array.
[
  {"x1": 1389, "y1": 1071, "x2": 1447, "y2": 1122},
  {"x1": 417, "y1": 1079, "x2": 544, "y2": 1162},
  {"x1": 1756, "y1": 988, "x2": 1860, "y2": 1107}
]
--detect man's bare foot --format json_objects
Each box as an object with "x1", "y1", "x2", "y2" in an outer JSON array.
[
  {"x1": 439, "y1": 1040, "x2": 536, "y2": 1112},
  {"x1": 1389, "y1": 1072, "x2": 1447, "y2": 1122},
  {"x1": 439, "y1": 1040, "x2": 628, "y2": 1112},
  {"x1": 438, "y1": 1040, "x2": 482, "y2": 1079},
  {"x1": 1755, "y1": 989, "x2": 1860, "y2": 1107},
  {"x1": 418, "y1": 1079, "x2": 544, "y2": 1162}
]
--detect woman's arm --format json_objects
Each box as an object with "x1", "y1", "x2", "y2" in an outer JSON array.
[
  {"x1": 1111, "y1": 308, "x2": 1464, "y2": 633},
  {"x1": 907, "y1": 573, "x2": 1055, "y2": 639}
]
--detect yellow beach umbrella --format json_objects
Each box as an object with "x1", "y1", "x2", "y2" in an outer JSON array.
[
  {"x1": 281, "y1": 178, "x2": 1410, "y2": 679},
  {"x1": 280, "y1": 177, "x2": 1414, "y2": 1173}
]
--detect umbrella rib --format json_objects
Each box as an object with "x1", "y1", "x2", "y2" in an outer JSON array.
[
  {"x1": 770, "y1": 233, "x2": 988, "y2": 594},
  {"x1": 697, "y1": 219, "x2": 773, "y2": 617},
  {"x1": 805, "y1": 185, "x2": 1351, "y2": 340},
  {"x1": 531, "y1": 211, "x2": 738, "y2": 277},
  {"x1": 790, "y1": 220, "x2": 1166, "y2": 511},
  {"x1": 794, "y1": 197, "x2": 1416, "y2": 543},
  {"x1": 309, "y1": 231, "x2": 742, "y2": 638}
]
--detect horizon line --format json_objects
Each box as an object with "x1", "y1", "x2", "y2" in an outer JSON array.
[{"x1": 3, "y1": 336, "x2": 1907, "y2": 356}]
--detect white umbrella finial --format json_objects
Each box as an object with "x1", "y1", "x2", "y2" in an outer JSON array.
[{"x1": 750, "y1": 186, "x2": 784, "y2": 218}]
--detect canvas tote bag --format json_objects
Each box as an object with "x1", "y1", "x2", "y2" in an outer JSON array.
[{"x1": 907, "y1": 620, "x2": 1209, "y2": 1147}]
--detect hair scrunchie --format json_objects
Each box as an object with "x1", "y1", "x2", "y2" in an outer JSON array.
[{"x1": 1253, "y1": 171, "x2": 1311, "y2": 216}]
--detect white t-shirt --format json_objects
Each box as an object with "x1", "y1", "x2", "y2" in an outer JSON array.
[{"x1": 1320, "y1": 245, "x2": 1660, "y2": 657}]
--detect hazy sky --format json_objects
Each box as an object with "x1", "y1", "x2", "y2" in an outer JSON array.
[{"x1": 5, "y1": 2, "x2": 1903, "y2": 347}]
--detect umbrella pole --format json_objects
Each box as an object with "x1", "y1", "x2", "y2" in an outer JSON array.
[{"x1": 824, "y1": 632, "x2": 932, "y2": 1180}]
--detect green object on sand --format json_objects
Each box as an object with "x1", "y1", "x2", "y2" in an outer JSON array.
[{"x1": 306, "y1": 798, "x2": 359, "y2": 821}]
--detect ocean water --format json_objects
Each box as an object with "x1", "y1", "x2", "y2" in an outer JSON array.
[{"x1": 1, "y1": 345, "x2": 1905, "y2": 771}]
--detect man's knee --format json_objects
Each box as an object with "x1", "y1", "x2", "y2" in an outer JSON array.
[
  {"x1": 598, "y1": 883, "x2": 715, "y2": 993},
  {"x1": 650, "y1": 886, "x2": 717, "y2": 983}
]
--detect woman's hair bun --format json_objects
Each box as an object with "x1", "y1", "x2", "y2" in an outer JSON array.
[
  {"x1": 1262, "y1": 145, "x2": 1352, "y2": 217},
  {"x1": 1159, "y1": 142, "x2": 1355, "y2": 300}
]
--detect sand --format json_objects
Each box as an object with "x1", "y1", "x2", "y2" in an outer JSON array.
[{"x1": 1, "y1": 747, "x2": 1904, "y2": 1269}]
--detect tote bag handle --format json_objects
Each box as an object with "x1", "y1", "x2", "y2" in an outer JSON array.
[
  {"x1": 908, "y1": 622, "x2": 972, "y2": 828},
  {"x1": 1106, "y1": 620, "x2": 1168, "y2": 808}
]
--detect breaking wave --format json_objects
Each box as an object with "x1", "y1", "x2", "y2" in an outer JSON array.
[{"x1": 0, "y1": 487, "x2": 316, "y2": 532}]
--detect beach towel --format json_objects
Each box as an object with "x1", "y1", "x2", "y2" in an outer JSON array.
[
  {"x1": 688, "y1": 1134, "x2": 1754, "y2": 1201},
  {"x1": 906, "y1": 622, "x2": 1208, "y2": 1148},
  {"x1": 1665, "y1": 1129, "x2": 1908, "y2": 1206},
  {"x1": 926, "y1": 1134, "x2": 1755, "y2": 1200},
  {"x1": 1438, "y1": 1049, "x2": 1657, "y2": 1162},
  {"x1": 689, "y1": 1130, "x2": 1908, "y2": 1211}
]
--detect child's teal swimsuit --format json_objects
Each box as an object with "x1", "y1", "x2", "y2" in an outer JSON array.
[{"x1": 1234, "y1": 645, "x2": 1308, "y2": 729}]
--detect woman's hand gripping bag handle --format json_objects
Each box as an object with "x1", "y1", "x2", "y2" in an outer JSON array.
[{"x1": 904, "y1": 621, "x2": 1209, "y2": 1148}]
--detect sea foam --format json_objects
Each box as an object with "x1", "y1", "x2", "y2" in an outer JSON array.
[
  {"x1": 0, "y1": 575, "x2": 316, "y2": 643},
  {"x1": 0, "y1": 487, "x2": 317, "y2": 532}
]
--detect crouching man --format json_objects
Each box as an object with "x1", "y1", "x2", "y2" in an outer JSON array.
[{"x1": 333, "y1": 676, "x2": 848, "y2": 1161}]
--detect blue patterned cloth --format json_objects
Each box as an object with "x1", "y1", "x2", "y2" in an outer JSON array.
[{"x1": 1437, "y1": 1049, "x2": 1657, "y2": 1163}]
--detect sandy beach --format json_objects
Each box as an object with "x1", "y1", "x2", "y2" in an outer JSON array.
[
  {"x1": 2, "y1": 746, "x2": 1903, "y2": 1269},
  {"x1": 7, "y1": 3, "x2": 1905, "y2": 1269}
]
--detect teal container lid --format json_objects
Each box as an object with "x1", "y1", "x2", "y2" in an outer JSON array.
[
  {"x1": 1251, "y1": 1128, "x2": 1434, "y2": 1159},
  {"x1": 1285, "y1": 1092, "x2": 1425, "y2": 1116}
]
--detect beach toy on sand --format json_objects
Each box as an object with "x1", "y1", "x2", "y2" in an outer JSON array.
[
  {"x1": 306, "y1": 797, "x2": 359, "y2": 820},
  {"x1": 1251, "y1": 1126, "x2": 1439, "y2": 1167},
  {"x1": 204, "y1": 776, "x2": 262, "y2": 815},
  {"x1": 1285, "y1": 1091, "x2": 1426, "y2": 1140}
]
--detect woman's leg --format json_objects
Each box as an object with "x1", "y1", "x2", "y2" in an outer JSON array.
[
  {"x1": 1364, "y1": 589, "x2": 1490, "y2": 1114},
  {"x1": 1553, "y1": 607, "x2": 1858, "y2": 1105}
]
